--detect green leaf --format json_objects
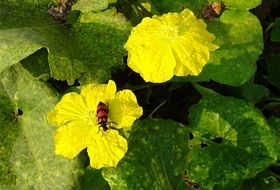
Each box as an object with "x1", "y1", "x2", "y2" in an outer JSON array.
[
  {"x1": 81, "y1": 167, "x2": 110, "y2": 190},
  {"x1": 235, "y1": 79, "x2": 269, "y2": 104},
  {"x1": 0, "y1": 0, "x2": 55, "y2": 29},
  {"x1": 71, "y1": 9, "x2": 131, "y2": 84},
  {"x1": 267, "y1": 116, "x2": 280, "y2": 159},
  {"x1": 151, "y1": 0, "x2": 189, "y2": 14},
  {"x1": 0, "y1": 0, "x2": 56, "y2": 72},
  {"x1": 0, "y1": 1, "x2": 131, "y2": 85},
  {"x1": 221, "y1": 0, "x2": 261, "y2": 10},
  {"x1": 268, "y1": 117, "x2": 280, "y2": 132},
  {"x1": 0, "y1": 92, "x2": 19, "y2": 185},
  {"x1": 152, "y1": 0, "x2": 261, "y2": 14},
  {"x1": 72, "y1": 0, "x2": 109, "y2": 13},
  {"x1": 114, "y1": 0, "x2": 157, "y2": 25},
  {"x1": 20, "y1": 48, "x2": 50, "y2": 80},
  {"x1": 267, "y1": 54, "x2": 280, "y2": 89},
  {"x1": 0, "y1": 64, "x2": 83, "y2": 188},
  {"x1": 187, "y1": 95, "x2": 278, "y2": 189},
  {"x1": 102, "y1": 119, "x2": 189, "y2": 190},
  {"x1": 188, "y1": 10, "x2": 263, "y2": 86},
  {"x1": 271, "y1": 17, "x2": 280, "y2": 42}
]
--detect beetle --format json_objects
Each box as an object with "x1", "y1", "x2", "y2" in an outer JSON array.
[{"x1": 96, "y1": 101, "x2": 117, "y2": 131}]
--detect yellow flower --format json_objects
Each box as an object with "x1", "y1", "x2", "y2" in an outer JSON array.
[
  {"x1": 48, "y1": 80, "x2": 143, "y2": 169},
  {"x1": 124, "y1": 9, "x2": 219, "y2": 83}
]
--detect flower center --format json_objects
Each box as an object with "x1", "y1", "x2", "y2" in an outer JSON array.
[{"x1": 161, "y1": 24, "x2": 179, "y2": 39}]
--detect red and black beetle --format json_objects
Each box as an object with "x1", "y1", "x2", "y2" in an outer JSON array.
[{"x1": 96, "y1": 101, "x2": 117, "y2": 131}]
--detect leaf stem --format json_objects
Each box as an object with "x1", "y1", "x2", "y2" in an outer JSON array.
[
  {"x1": 261, "y1": 102, "x2": 280, "y2": 111},
  {"x1": 265, "y1": 22, "x2": 275, "y2": 33},
  {"x1": 148, "y1": 99, "x2": 168, "y2": 118},
  {"x1": 260, "y1": 97, "x2": 280, "y2": 102}
]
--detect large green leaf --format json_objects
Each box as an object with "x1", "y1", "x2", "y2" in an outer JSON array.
[
  {"x1": 81, "y1": 167, "x2": 110, "y2": 190},
  {"x1": 188, "y1": 10, "x2": 263, "y2": 86},
  {"x1": 219, "y1": 0, "x2": 261, "y2": 10},
  {"x1": 113, "y1": 0, "x2": 157, "y2": 25},
  {"x1": 268, "y1": 116, "x2": 280, "y2": 159},
  {"x1": 0, "y1": 0, "x2": 55, "y2": 72},
  {"x1": 152, "y1": 0, "x2": 261, "y2": 14},
  {"x1": 187, "y1": 95, "x2": 278, "y2": 189},
  {"x1": 0, "y1": 64, "x2": 83, "y2": 189},
  {"x1": 235, "y1": 79, "x2": 269, "y2": 104},
  {"x1": 0, "y1": 1, "x2": 131, "y2": 85},
  {"x1": 150, "y1": 0, "x2": 189, "y2": 14},
  {"x1": 0, "y1": 0, "x2": 55, "y2": 29},
  {"x1": 268, "y1": 117, "x2": 280, "y2": 133},
  {"x1": 72, "y1": 9, "x2": 132, "y2": 84},
  {"x1": 20, "y1": 48, "x2": 50, "y2": 80},
  {"x1": 72, "y1": 0, "x2": 110, "y2": 13},
  {"x1": 102, "y1": 119, "x2": 189, "y2": 190},
  {"x1": 0, "y1": 91, "x2": 20, "y2": 185}
]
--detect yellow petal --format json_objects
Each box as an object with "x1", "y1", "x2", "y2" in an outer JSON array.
[
  {"x1": 180, "y1": 8, "x2": 195, "y2": 18},
  {"x1": 87, "y1": 130, "x2": 128, "y2": 169},
  {"x1": 128, "y1": 45, "x2": 176, "y2": 83},
  {"x1": 125, "y1": 17, "x2": 177, "y2": 83},
  {"x1": 48, "y1": 92, "x2": 88, "y2": 126},
  {"x1": 173, "y1": 59, "x2": 193, "y2": 76},
  {"x1": 54, "y1": 121, "x2": 97, "y2": 159},
  {"x1": 108, "y1": 90, "x2": 143, "y2": 129},
  {"x1": 172, "y1": 38, "x2": 209, "y2": 76},
  {"x1": 172, "y1": 18, "x2": 219, "y2": 76},
  {"x1": 80, "y1": 80, "x2": 116, "y2": 111}
]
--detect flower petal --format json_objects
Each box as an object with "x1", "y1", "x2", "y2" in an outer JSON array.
[
  {"x1": 125, "y1": 18, "x2": 177, "y2": 83},
  {"x1": 48, "y1": 92, "x2": 88, "y2": 126},
  {"x1": 87, "y1": 130, "x2": 128, "y2": 169},
  {"x1": 172, "y1": 38, "x2": 209, "y2": 76},
  {"x1": 172, "y1": 18, "x2": 219, "y2": 76},
  {"x1": 127, "y1": 44, "x2": 176, "y2": 83},
  {"x1": 108, "y1": 90, "x2": 143, "y2": 128},
  {"x1": 54, "y1": 121, "x2": 97, "y2": 159},
  {"x1": 80, "y1": 80, "x2": 116, "y2": 111}
]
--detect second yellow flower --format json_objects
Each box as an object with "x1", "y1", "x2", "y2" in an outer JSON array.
[{"x1": 124, "y1": 9, "x2": 219, "y2": 83}]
